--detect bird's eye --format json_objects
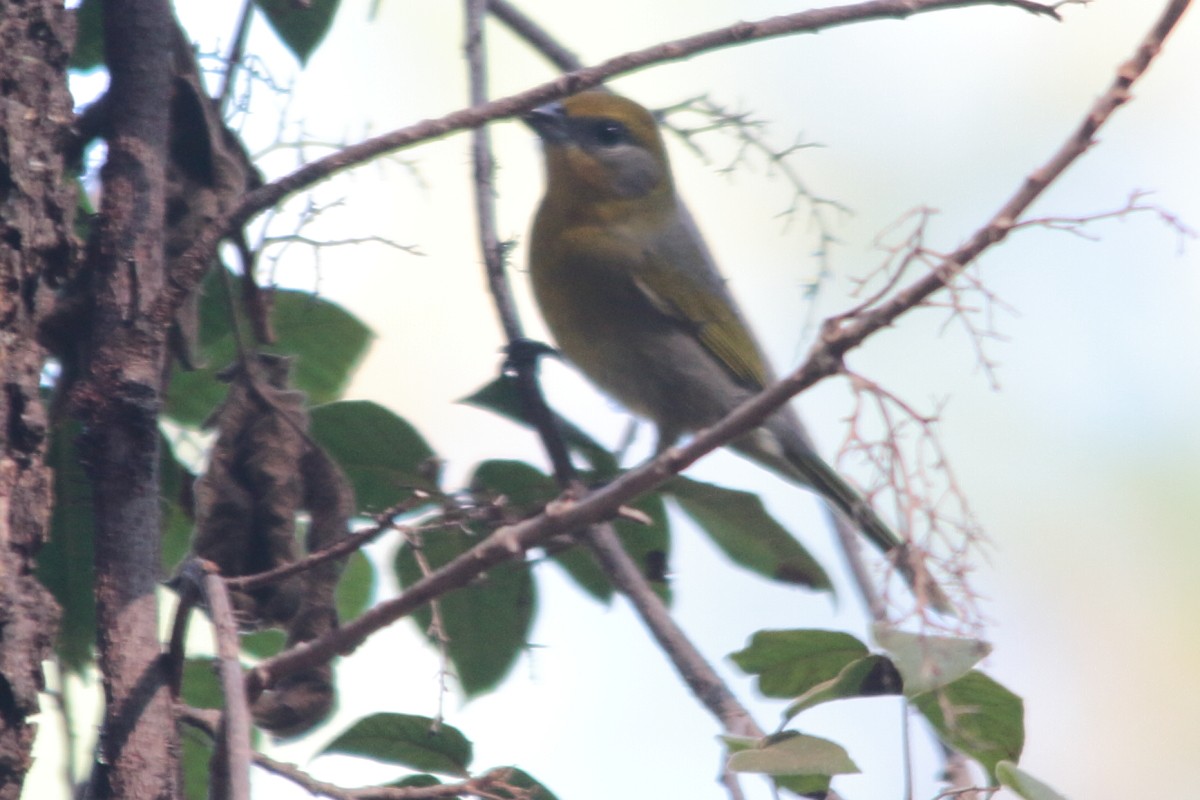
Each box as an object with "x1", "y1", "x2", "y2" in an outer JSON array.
[{"x1": 591, "y1": 120, "x2": 629, "y2": 147}]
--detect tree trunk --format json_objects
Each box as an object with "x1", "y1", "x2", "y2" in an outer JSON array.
[
  {"x1": 75, "y1": 1, "x2": 180, "y2": 797},
  {"x1": 0, "y1": 1, "x2": 76, "y2": 797}
]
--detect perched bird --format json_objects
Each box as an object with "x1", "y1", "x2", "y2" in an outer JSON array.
[{"x1": 525, "y1": 91, "x2": 943, "y2": 609}]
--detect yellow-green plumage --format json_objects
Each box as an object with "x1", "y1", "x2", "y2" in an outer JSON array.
[{"x1": 526, "y1": 92, "x2": 945, "y2": 610}]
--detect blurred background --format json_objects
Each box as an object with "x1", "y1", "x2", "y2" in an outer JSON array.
[{"x1": 40, "y1": 1, "x2": 1200, "y2": 798}]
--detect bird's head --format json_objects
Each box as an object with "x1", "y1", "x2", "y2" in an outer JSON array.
[{"x1": 525, "y1": 92, "x2": 672, "y2": 203}]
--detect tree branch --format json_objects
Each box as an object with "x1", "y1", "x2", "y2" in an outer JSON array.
[
  {"x1": 487, "y1": 0, "x2": 582, "y2": 71},
  {"x1": 174, "y1": 560, "x2": 252, "y2": 800},
  {"x1": 154, "y1": 0, "x2": 1064, "y2": 329},
  {"x1": 82, "y1": 1, "x2": 179, "y2": 796},
  {"x1": 825, "y1": 0, "x2": 1190, "y2": 352}
]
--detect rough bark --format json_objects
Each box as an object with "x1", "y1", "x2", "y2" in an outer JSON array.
[
  {"x1": 73, "y1": 1, "x2": 179, "y2": 797},
  {"x1": 0, "y1": 1, "x2": 75, "y2": 798}
]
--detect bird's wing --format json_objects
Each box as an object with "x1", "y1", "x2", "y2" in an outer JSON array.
[{"x1": 628, "y1": 205, "x2": 771, "y2": 391}]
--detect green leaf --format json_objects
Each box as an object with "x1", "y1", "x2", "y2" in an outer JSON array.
[
  {"x1": 310, "y1": 400, "x2": 437, "y2": 510},
  {"x1": 784, "y1": 654, "x2": 904, "y2": 720},
  {"x1": 772, "y1": 772, "x2": 833, "y2": 797},
  {"x1": 180, "y1": 726, "x2": 212, "y2": 800},
  {"x1": 337, "y1": 550, "x2": 374, "y2": 621},
  {"x1": 873, "y1": 625, "x2": 991, "y2": 697},
  {"x1": 723, "y1": 736, "x2": 831, "y2": 796},
  {"x1": 322, "y1": 713, "x2": 473, "y2": 776},
  {"x1": 469, "y1": 459, "x2": 559, "y2": 514},
  {"x1": 725, "y1": 731, "x2": 859, "y2": 777},
  {"x1": 239, "y1": 629, "x2": 286, "y2": 659},
  {"x1": 461, "y1": 376, "x2": 619, "y2": 477},
  {"x1": 492, "y1": 767, "x2": 561, "y2": 799},
  {"x1": 38, "y1": 421, "x2": 95, "y2": 672},
  {"x1": 254, "y1": 0, "x2": 341, "y2": 65},
  {"x1": 665, "y1": 477, "x2": 831, "y2": 590},
  {"x1": 270, "y1": 290, "x2": 372, "y2": 403},
  {"x1": 159, "y1": 435, "x2": 196, "y2": 573},
  {"x1": 545, "y1": 537, "x2": 613, "y2": 603},
  {"x1": 605, "y1": 490, "x2": 672, "y2": 603},
  {"x1": 165, "y1": 281, "x2": 373, "y2": 427},
  {"x1": 181, "y1": 659, "x2": 225, "y2": 710},
  {"x1": 70, "y1": 0, "x2": 105, "y2": 71},
  {"x1": 996, "y1": 761, "x2": 1068, "y2": 800},
  {"x1": 395, "y1": 529, "x2": 536, "y2": 698},
  {"x1": 729, "y1": 629, "x2": 868, "y2": 699},
  {"x1": 913, "y1": 670, "x2": 1024, "y2": 778}
]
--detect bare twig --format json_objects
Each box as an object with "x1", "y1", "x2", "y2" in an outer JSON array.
[
  {"x1": 939, "y1": 745, "x2": 986, "y2": 800},
  {"x1": 175, "y1": 559, "x2": 253, "y2": 800},
  {"x1": 830, "y1": 512, "x2": 889, "y2": 622},
  {"x1": 488, "y1": 0, "x2": 582, "y2": 71},
  {"x1": 580, "y1": 526, "x2": 763, "y2": 744},
  {"x1": 217, "y1": 0, "x2": 255, "y2": 115},
  {"x1": 662, "y1": 95, "x2": 848, "y2": 290},
  {"x1": 226, "y1": 496, "x2": 444, "y2": 592},
  {"x1": 465, "y1": 0, "x2": 576, "y2": 483},
  {"x1": 1014, "y1": 189, "x2": 1198, "y2": 245},
  {"x1": 840, "y1": 371, "x2": 987, "y2": 626},
  {"x1": 258, "y1": 194, "x2": 424, "y2": 293},
  {"x1": 932, "y1": 788, "x2": 998, "y2": 800},
  {"x1": 402, "y1": 527, "x2": 454, "y2": 726},
  {"x1": 261, "y1": 233, "x2": 422, "y2": 254},
  {"x1": 466, "y1": 0, "x2": 515, "y2": 346},
  {"x1": 166, "y1": 577, "x2": 197, "y2": 698}
]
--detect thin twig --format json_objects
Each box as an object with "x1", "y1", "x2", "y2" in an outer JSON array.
[
  {"x1": 464, "y1": 0, "x2": 513, "y2": 341},
  {"x1": 402, "y1": 528, "x2": 454, "y2": 727},
  {"x1": 488, "y1": 0, "x2": 582, "y2": 71},
  {"x1": 217, "y1": 0, "x2": 255, "y2": 115},
  {"x1": 662, "y1": 95, "x2": 847, "y2": 302},
  {"x1": 176, "y1": 559, "x2": 253, "y2": 800},
  {"x1": 840, "y1": 371, "x2": 988, "y2": 627},
  {"x1": 580, "y1": 526, "x2": 763, "y2": 741},
  {"x1": 830, "y1": 512, "x2": 888, "y2": 622},
  {"x1": 225, "y1": 498, "x2": 423, "y2": 592},
  {"x1": 261, "y1": 233, "x2": 422, "y2": 254},
  {"x1": 939, "y1": 744, "x2": 983, "y2": 800},
  {"x1": 464, "y1": 0, "x2": 575, "y2": 482},
  {"x1": 165, "y1": 576, "x2": 196, "y2": 698}
]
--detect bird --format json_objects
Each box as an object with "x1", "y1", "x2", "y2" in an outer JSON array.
[{"x1": 524, "y1": 91, "x2": 946, "y2": 611}]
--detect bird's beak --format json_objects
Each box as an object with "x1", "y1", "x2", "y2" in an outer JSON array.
[{"x1": 523, "y1": 101, "x2": 569, "y2": 143}]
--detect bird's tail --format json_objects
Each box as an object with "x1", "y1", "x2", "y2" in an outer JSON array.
[{"x1": 736, "y1": 419, "x2": 953, "y2": 614}]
